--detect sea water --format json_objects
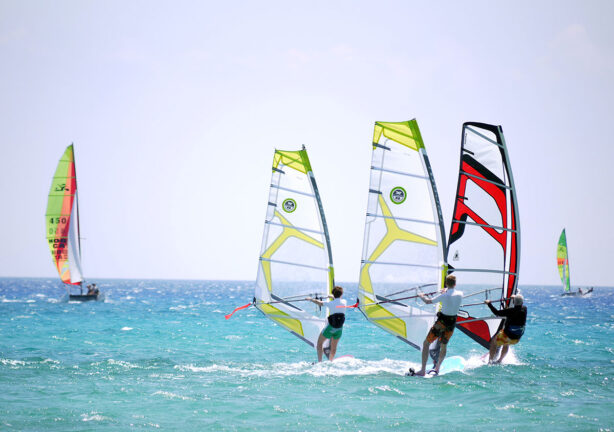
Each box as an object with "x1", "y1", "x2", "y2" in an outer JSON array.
[{"x1": 1, "y1": 278, "x2": 612, "y2": 431}]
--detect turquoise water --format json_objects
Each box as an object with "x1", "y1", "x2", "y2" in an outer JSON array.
[{"x1": 1, "y1": 278, "x2": 612, "y2": 431}]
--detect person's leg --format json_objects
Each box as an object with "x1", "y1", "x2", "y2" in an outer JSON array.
[
  {"x1": 316, "y1": 333, "x2": 326, "y2": 362},
  {"x1": 489, "y1": 336, "x2": 498, "y2": 363},
  {"x1": 413, "y1": 338, "x2": 430, "y2": 376},
  {"x1": 329, "y1": 337, "x2": 339, "y2": 361},
  {"x1": 435, "y1": 343, "x2": 447, "y2": 373},
  {"x1": 497, "y1": 345, "x2": 510, "y2": 364}
]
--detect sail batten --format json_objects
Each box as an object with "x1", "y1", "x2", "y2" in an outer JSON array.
[
  {"x1": 447, "y1": 122, "x2": 520, "y2": 349},
  {"x1": 358, "y1": 119, "x2": 446, "y2": 350},
  {"x1": 255, "y1": 147, "x2": 334, "y2": 351}
]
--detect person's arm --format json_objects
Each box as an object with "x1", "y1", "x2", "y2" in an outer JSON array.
[
  {"x1": 484, "y1": 300, "x2": 513, "y2": 317},
  {"x1": 307, "y1": 297, "x2": 324, "y2": 307},
  {"x1": 485, "y1": 300, "x2": 504, "y2": 316},
  {"x1": 419, "y1": 292, "x2": 442, "y2": 305}
]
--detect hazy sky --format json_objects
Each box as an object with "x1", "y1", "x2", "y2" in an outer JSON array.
[{"x1": 1, "y1": 1, "x2": 612, "y2": 286}]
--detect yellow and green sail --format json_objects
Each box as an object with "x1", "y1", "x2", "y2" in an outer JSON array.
[
  {"x1": 358, "y1": 120, "x2": 446, "y2": 350},
  {"x1": 46, "y1": 144, "x2": 83, "y2": 285},
  {"x1": 557, "y1": 229, "x2": 571, "y2": 292},
  {"x1": 255, "y1": 146, "x2": 334, "y2": 351}
]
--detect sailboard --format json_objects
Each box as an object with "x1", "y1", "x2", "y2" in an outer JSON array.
[
  {"x1": 357, "y1": 120, "x2": 447, "y2": 351},
  {"x1": 447, "y1": 122, "x2": 520, "y2": 349},
  {"x1": 254, "y1": 146, "x2": 335, "y2": 353},
  {"x1": 46, "y1": 144, "x2": 99, "y2": 301}
]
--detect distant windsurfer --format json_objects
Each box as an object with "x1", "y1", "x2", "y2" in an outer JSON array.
[
  {"x1": 409, "y1": 275, "x2": 463, "y2": 376},
  {"x1": 485, "y1": 294, "x2": 527, "y2": 364},
  {"x1": 307, "y1": 286, "x2": 347, "y2": 362}
]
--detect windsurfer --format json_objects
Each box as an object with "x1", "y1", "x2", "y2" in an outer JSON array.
[
  {"x1": 307, "y1": 286, "x2": 347, "y2": 362},
  {"x1": 409, "y1": 274, "x2": 463, "y2": 376},
  {"x1": 485, "y1": 294, "x2": 527, "y2": 364}
]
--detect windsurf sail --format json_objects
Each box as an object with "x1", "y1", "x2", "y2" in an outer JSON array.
[
  {"x1": 254, "y1": 146, "x2": 334, "y2": 351},
  {"x1": 447, "y1": 122, "x2": 520, "y2": 349},
  {"x1": 46, "y1": 144, "x2": 83, "y2": 285},
  {"x1": 358, "y1": 120, "x2": 447, "y2": 350},
  {"x1": 557, "y1": 229, "x2": 571, "y2": 292}
]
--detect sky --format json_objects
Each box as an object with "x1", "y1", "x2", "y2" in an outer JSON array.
[{"x1": 1, "y1": 0, "x2": 612, "y2": 286}]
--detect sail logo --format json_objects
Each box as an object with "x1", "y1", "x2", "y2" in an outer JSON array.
[
  {"x1": 453, "y1": 250, "x2": 460, "y2": 261},
  {"x1": 390, "y1": 187, "x2": 407, "y2": 205},
  {"x1": 282, "y1": 198, "x2": 297, "y2": 213}
]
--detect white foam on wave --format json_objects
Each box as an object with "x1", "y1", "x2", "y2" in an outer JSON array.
[
  {"x1": 121, "y1": 327, "x2": 133, "y2": 331},
  {"x1": 177, "y1": 357, "x2": 425, "y2": 378},
  {"x1": 177, "y1": 351, "x2": 525, "y2": 379},
  {"x1": 106, "y1": 359, "x2": 139, "y2": 369},
  {"x1": 1, "y1": 358, "x2": 26, "y2": 367},
  {"x1": 152, "y1": 390, "x2": 194, "y2": 401},
  {"x1": 81, "y1": 412, "x2": 110, "y2": 422}
]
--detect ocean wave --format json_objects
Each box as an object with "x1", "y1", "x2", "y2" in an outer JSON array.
[
  {"x1": 81, "y1": 412, "x2": 111, "y2": 422},
  {"x1": 152, "y1": 390, "x2": 194, "y2": 401}
]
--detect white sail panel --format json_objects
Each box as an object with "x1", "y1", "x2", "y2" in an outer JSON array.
[
  {"x1": 358, "y1": 120, "x2": 446, "y2": 350},
  {"x1": 255, "y1": 148, "x2": 334, "y2": 350},
  {"x1": 447, "y1": 122, "x2": 520, "y2": 349}
]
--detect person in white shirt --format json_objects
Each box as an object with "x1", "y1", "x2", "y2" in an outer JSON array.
[
  {"x1": 409, "y1": 274, "x2": 463, "y2": 376},
  {"x1": 307, "y1": 286, "x2": 347, "y2": 362}
]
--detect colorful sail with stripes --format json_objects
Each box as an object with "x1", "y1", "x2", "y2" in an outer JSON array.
[
  {"x1": 447, "y1": 122, "x2": 520, "y2": 349},
  {"x1": 46, "y1": 144, "x2": 83, "y2": 285},
  {"x1": 358, "y1": 120, "x2": 447, "y2": 350},
  {"x1": 557, "y1": 229, "x2": 571, "y2": 292},
  {"x1": 255, "y1": 146, "x2": 334, "y2": 351}
]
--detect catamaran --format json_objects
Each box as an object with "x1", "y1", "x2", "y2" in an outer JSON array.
[
  {"x1": 357, "y1": 120, "x2": 447, "y2": 353},
  {"x1": 446, "y1": 122, "x2": 520, "y2": 349},
  {"x1": 46, "y1": 144, "x2": 101, "y2": 302},
  {"x1": 558, "y1": 229, "x2": 592, "y2": 296},
  {"x1": 227, "y1": 146, "x2": 335, "y2": 357}
]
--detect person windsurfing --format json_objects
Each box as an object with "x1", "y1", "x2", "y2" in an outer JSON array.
[
  {"x1": 408, "y1": 274, "x2": 463, "y2": 376},
  {"x1": 485, "y1": 294, "x2": 527, "y2": 364},
  {"x1": 307, "y1": 286, "x2": 346, "y2": 362}
]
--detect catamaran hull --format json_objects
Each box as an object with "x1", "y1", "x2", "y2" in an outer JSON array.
[{"x1": 68, "y1": 293, "x2": 103, "y2": 302}]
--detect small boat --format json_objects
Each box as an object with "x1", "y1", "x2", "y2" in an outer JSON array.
[
  {"x1": 45, "y1": 144, "x2": 101, "y2": 302},
  {"x1": 557, "y1": 229, "x2": 591, "y2": 296}
]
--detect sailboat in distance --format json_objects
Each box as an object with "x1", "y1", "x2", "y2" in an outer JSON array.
[
  {"x1": 558, "y1": 229, "x2": 592, "y2": 296},
  {"x1": 446, "y1": 122, "x2": 520, "y2": 349},
  {"x1": 46, "y1": 144, "x2": 101, "y2": 301},
  {"x1": 358, "y1": 120, "x2": 447, "y2": 351},
  {"x1": 253, "y1": 146, "x2": 335, "y2": 355}
]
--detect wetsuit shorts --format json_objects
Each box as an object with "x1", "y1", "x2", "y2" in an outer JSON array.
[
  {"x1": 322, "y1": 324, "x2": 343, "y2": 340},
  {"x1": 495, "y1": 329, "x2": 521, "y2": 346},
  {"x1": 426, "y1": 313, "x2": 457, "y2": 344}
]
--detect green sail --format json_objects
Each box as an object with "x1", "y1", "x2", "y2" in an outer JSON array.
[
  {"x1": 557, "y1": 229, "x2": 570, "y2": 292},
  {"x1": 46, "y1": 144, "x2": 83, "y2": 285}
]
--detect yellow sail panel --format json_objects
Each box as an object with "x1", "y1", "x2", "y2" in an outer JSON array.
[
  {"x1": 259, "y1": 304, "x2": 304, "y2": 336},
  {"x1": 273, "y1": 149, "x2": 312, "y2": 174},
  {"x1": 373, "y1": 120, "x2": 425, "y2": 151},
  {"x1": 362, "y1": 294, "x2": 407, "y2": 338}
]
